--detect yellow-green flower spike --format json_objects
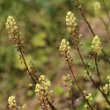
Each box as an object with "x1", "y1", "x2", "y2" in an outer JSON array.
[
  {"x1": 93, "y1": 1, "x2": 101, "y2": 15},
  {"x1": 85, "y1": 93, "x2": 93, "y2": 101},
  {"x1": 84, "y1": 93, "x2": 93, "y2": 108},
  {"x1": 91, "y1": 35, "x2": 102, "y2": 56},
  {"x1": 107, "y1": 75, "x2": 110, "y2": 82},
  {"x1": 6, "y1": 16, "x2": 23, "y2": 48},
  {"x1": 66, "y1": 11, "x2": 77, "y2": 34},
  {"x1": 35, "y1": 75, "x2": 51, "y2": 99},
  {"x1": 103, "y1": 83, "x2": 110, "y2": 95},
  {"x1": 103, "y1": 75, "x2": 110, "y2": 95},
  {"x1": 6, "y1": 16, "x2": 19, "y2": 36},
  {"x1": 63, "y1": 74, "x2": 72, "y2": 90},
  {"x1": 59, "y1": 39, "x2": 70, "y2": 56},
  {"x1": 66, "y1": 11, "x2": 79, "y2": 47},
  {"x1": 8, "y1": 96, "x2": 16, "y2": 109}
]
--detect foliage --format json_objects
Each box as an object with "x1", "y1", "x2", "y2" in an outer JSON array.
[{"x1": 0, "y1": 0, "x2": 110, "y2": 110}]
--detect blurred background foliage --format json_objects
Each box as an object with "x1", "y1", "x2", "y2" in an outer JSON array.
[{"x1": 0, "y1": 0, "x2": 110, "y2": 110}]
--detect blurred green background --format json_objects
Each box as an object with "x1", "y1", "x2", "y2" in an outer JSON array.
[{"x1": 0, "y1": 0, "x2": 110, "y2": 110}]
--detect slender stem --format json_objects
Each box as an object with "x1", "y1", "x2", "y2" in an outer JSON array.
[
  {"x1": 76, "y1": 47, "x2": 110, "y2": 106},
  {"x1": 66, "y1": 56, "x2": 94, "y2": 110},
  {"x1": 74, "y1": 0, "x2": 110, "y2": 105},
  {"x1": 102, "y1": 49, "x2": 110, "y2": 65},
  {"x1": 100, "y1": 0, "x2": 110, "y2": 22},
  {"x1": 94, "y1": 57, "x2": 104, "y2": 92},
  {"x1": 46, "y1": 98, "x2": 57, "y2": 110},
  {"x1": 18, "y1": 47, "x2": 37, "y2": 84},
  {"x1": 14, "y1": 39, "x2": 57, "y2": 110},
  {"x1": 69, "y1": 90, "x2": 75, "y2": 110},
  {"x1": 76, "y1": 0, "x2": 110, "y2": 66},
  {"x1": 42, "y1": 99, "x2": 49, "y2": 110},
  {"x1": 12, "y1": 32, "x2": 37, "y2": 84},
  {"x1": 76, "y1": 0, "x2": 95, "y2": 36},
  {"x1": 68, "y1": 86, "x2": 76, "y2": 109},
  {"x1": 99, "y1": 16, "x2": 110, "y2": 38}
]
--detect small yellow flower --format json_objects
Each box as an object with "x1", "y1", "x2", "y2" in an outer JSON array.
[
  {"x1": 6, "y1": 16, "x2": 18, "y2": 35},
  {"x1": 107, "y1": 75, "x2": 110, "y2": 82},
  {"x1": 93, "y1": 1, "x2": 101, "y2": 15},
  {"x1": 28, "y1": 83, "x2": 33, "y2": 87},
  {"x1": 63, "y1": 74, "x2": 72, "y2": 90},
  {"x1": 91, "y1": 35, "x2": 102, "y2": 56},
  {"x1": 103, "y1": 83, "x2": 110, "y2": 94},
  {"x1": 39, "y1": 75, "x2": 46, "y2": 81},
  {"x1": 66, "y1": 11, "x2": 77, "y2": 34},
  {"x1": 6, "y1": 16, "x2": 23, "y2": 48},
  {"x1": 59, "y1": 39, "x2": 70, "y2": 55},
  {"x1": 66, "y1": 11, "x2": 79, "y2": 47},
  {"x1": 85, "y1": 93, "x2": 93, "y2": 101},
  {"x1": 35, "y1": 75, "x2": 51, "y2": 98},
  {"x1": 8, "y1": 96, "x2": 16, "y2": 108}
]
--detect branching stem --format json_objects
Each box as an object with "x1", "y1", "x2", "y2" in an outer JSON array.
[
  {"x1": 94, "y1": 57, "x2": 104, "y2": 92},
  {"x1": 66, "y1": 55, "x2": 94, "y2": 110},
  {"x1": 100, "y1": 0, "x2": 110, "y2": 22},
  {"x1": 76, "y1": 47, "x2": 110, "y2": 106},
  {"x1": 76, "y1": 0, "x2": 95, "y2": 36}
]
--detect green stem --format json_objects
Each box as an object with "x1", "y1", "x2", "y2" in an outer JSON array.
[
  {"x1": 76, "y1": 0, "x2": 95, "y2": 36},
  {"x1": 94, "y1": 57, "x2": 104, "y2": 92},
  {"x1": 100, "y1": 0, "x2": 110, "y2": 22},
  {"x1": 76, "y1": 47, "x2": 110, "y2": 106},
  {"x1": 66, "y1": 55, "x2": 94, "y2": 110},
  {"x1": 18, "y1": 47, "x2": 37, "y2": 84}
]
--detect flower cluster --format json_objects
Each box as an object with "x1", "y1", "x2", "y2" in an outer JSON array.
[
  {"x1": 66, "y1": 11, "x2": 77, "y2": 34},
  {"x1": 107, "y1": 75, "x2": 110, "y2": 82},
  {"x1": 8, "y1": 96, "x2": 16, "y2": 109},
  {"x1": 29, "y1": 63, "x2": 38, "y2": 82},
  {"x1": 6, "y1": 16, "x2": 23, "y2": 48},
  {"x1": 35, "y1": 75, "x2": 51, "y2": 99},
  {"x1": 79, "y1": 69, "x2": 91, "y2": 78},
  {"x1": 66, "y1": 11, "x2": 79, "y2": 47},
  {"x1": 6, "y1": 16, "x2": 18, "y2": 33},
  {"x1": 91, "y1": 35, "x2": 102, "y2": 56},
  {"x1": 59, "y1": 39, "x2": 70, "y2": 56},
  {"x1": 93, "y1": 1, "x2": 101, "y2": 15},
  {"x1": 21, "y1": 104, "x2": 28, "y2": 110},
  {"x1": 85, "y1": 93, "x2": 93, "y2": 101},
  {"x1": 103, "y1": 83, "x2": 110, "y2": 95},
  {"x1": 84, "y1": 93, "x2": 93, "y2": 108},
  {"x1": 63, "y1": 74, "x2": 72, "y2": 90},
  {"x1": 6, "y1": 16, "x2": 38, "y2": 84},
  {"x1": 103, "y1": 75, "x2": 110, "y2": 95}
]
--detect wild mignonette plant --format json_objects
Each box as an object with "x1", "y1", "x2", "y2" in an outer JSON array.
[
  {"x1": 93, "y1": 1, "x2": 110, "y2": 38},
  {"x1": 64, "y1": 10, "x2": 110, "y2": 108},
  {"x1": 5, "y1": 0, "x2": 110, "y2": 110},
  {"x1": 6, "y1": 16, "x2": 56, "y2": 110},
  {"x1": 35, "y1": 75, "x2": 53, "y2": 110},
  {"x1": 8, "y1": 96, "x2": 17, "y2": 110},
  {"x1": 5, "y1": 16, "x2": 38, "y2": 84},
  {"x1": 59, "y1": 38, "x2": 93, "y2": 109},
  {"x1": 8, "y1": 96, "x2": 27, "y2": 110}
]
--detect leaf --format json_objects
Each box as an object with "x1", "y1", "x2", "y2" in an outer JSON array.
[
  {"x1": 31, "y1": 32, "x2": 47, "y2": 47},
  {"x1": 54, "y1": 85, "x2": 64, "y2": 96}
]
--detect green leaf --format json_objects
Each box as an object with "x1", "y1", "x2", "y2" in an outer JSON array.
[
  {"x1": 54, "y1": 85, "x2": 64, "y2": 96},
  {"x1": 31, "y1": 32, "x2": 47, "y2": 47}
]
